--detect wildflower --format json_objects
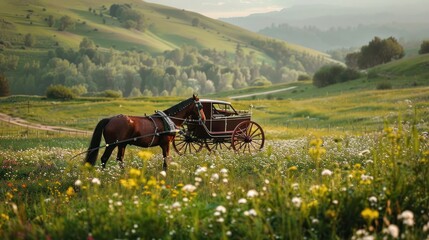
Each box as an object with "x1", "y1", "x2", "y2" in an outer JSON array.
[
  {"x1": 222, "y1": 178, "x2": 228, "y2": 183},
  {"x1": 91, "y1": 178, "x2": 101, "y2": 185},
  {"x1": 216, "y1": 217, "x2": 224, "y2": 223},
  {"x1": 361, "y1": 208, "x2": 379, "y2": 222},
  {"x1": 138, "y1": 151, "x2": 153, "y2": 161},
  {"x1": 288, "y1": 166, "x2": 298, "y2": 171},
  {"x1": 368, "y1": 196, "x2": 377, "y2": 203},
  {"x1": 244, "y1": 209, "x2": 257, "y2": 217},
  {"x1": 195, "y1": 166, "x2": 207, "y2": 175},
  {"x1": 129, "y1": 168, "x2": 141, "y2": 177},
  {"x1": 358, "y1": 149, "x2": 371, "y2": 156},
  {"x1": 216, "y1": 205, "x2": 227, "y2": 214},
  {"x1": 1, "y1": 213, "x2": 9, "y2": 221},
  {"x1": 310, "y1": 184, "x2": 328, "y2": 197},
  {"x1": 210, "y1": 173, "x2": 219, "y2": 182},
  {"x1": 264, "y1": 179, "x2": 270, "y2": 184},
  {"x1": 74, "y1": 179, "x2": 82, "y2": 187},
  {"x1": 291, "y1": 183, "x2": 299, "y2": 190},
  {"x1": 387, "y1": 224, "x2": 399, "y2": 238},
  {"x1": 182, "y1": 184, "x2": 197, "y2": 193},
  {"x1": 423, "y1": 221, "x2": 429, "y2": 232},
  {"x1": 160, "y1": 171, "x2": 166, "y2": 177},
  {"x1": 321, "y1": 169, "x2": 333, "y2": 176},
  {"x1": 220, "y1": 168, "x2": 228, "y2": 174},
  {"x1": 398, "y1": 210, "x2": 414, "y2": 226},
  {"x1": 66, "y1": 187, "x2": 75, "y2": 197},
  {"x1": 360, "y1": 174, "x2": 373, "y2": 185},
  {"x1": 238, "y1": 198, "x2": 247, "y2": 204},
  {"x1": 226, "y1": 231, "x2": 232, "y2": 236},
  {"x1": 291, "y1": 197, "x2": 302, "y2": 208},
  {"x1": 171, "y1": 202, "x2": 181, "y2": 210},
  {"x1": 246, "y1": 189, "x2": 259, "y2": 198}
]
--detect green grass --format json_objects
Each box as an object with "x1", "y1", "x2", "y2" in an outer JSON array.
[{"x1": 0, "y1": 118, "x2": 428, "y2": 239}]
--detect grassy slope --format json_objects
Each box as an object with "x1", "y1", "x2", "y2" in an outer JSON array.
[{"x1": 0, "y1": 0, "x2": 329, "y2": 62}]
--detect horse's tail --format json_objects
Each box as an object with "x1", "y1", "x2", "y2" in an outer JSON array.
[{"x1": 84, "y1": 118, "x2": 111, "y2": 166}]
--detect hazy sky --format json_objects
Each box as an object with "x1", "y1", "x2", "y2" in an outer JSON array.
[{"x1": 146, "y1": 0, "x2": 427, "y2": 18}]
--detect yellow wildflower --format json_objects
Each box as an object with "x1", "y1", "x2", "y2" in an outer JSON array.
[
  {"x1": 361, "y1": 208, "x2": 379, "y2": 222},
  {"x1": 288, "y1": 166, "x2": 298, "y2": 171},
  {"x1": 310, "y1": 184, "x2": 328, "y2": 198},
  {"x1": 129, "y1": 168, "x2": 141, "y2": 178},
  {"x1": 1, "y1": 213, "x2": 9, "y2": 221},
  {"x1": 138, "y1": 151, "x2": 154, "y2": 161},
  {"x1": 66, "y1": 187, "x2": 75, "y2": 197}
]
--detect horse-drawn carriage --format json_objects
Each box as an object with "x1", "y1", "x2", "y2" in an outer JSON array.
[{"x1": 173, "y1": 99, "x2": 265, "y2": 154}]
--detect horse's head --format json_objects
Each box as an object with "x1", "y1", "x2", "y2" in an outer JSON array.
[{"x1": 190, "y1": 94, "x2": 206, "y2": 122}]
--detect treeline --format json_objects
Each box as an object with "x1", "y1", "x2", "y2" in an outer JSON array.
[{"x1": 6, "y1": 36, "x2": 331, "y2": 97}]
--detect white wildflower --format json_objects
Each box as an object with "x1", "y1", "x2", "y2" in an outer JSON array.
[
  {"x1": 195, "y1": 166, "x2": 207, "y2": 175},
  {"x1": 398, "y1": 210, "x2": 414, "y2": 226},
  {"x1": 387, "y1": 224, "x2": 399, "y2": 238},
  {"x1": 210, "y1": 173, "x2": 219, "y2": 181},
  {"x1": 291, "y1": 197, "x2": 302, "y2": 208},
  {"x1": 368, "y1": 196, "x2": 377, "y2": 203},
  {"x1": 74, "y1": 179, "x2": 82, "y2": 186},
  {"x1": 321, "y1": 169, "x2": 333, "y2": 176},
  {"x1": 247, "y1": 189, "x2": 259, "y2": 198},
  {"x1": 160, "y1": 171, "x2": 166, "y2": 177},
  {"x1": 358, "y1": 149, "x2": 371, "y2": 156},
  {"x1": 238, "y1": 198, "x2": 247, "y2": 204},
  {"x1": 91, "y1": 178, "x2": 101, "y2": 185},
  {"x1": 215, "y1": 205, "x2": 227, "y2": 214},
  {"x1": 182, "y1": 184, "x2": 197, "y2": 193}
]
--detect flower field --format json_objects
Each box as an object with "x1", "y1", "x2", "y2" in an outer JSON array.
[{"x1": 1, "y1": 119, "x2": 428, "y2": 239}]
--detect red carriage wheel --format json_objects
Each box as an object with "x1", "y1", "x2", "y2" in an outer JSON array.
[
  {"x1": 231, "y1": 121, "x2": 265, "y2": 153},
  {"x1": 172, "y1": 126, "x2": 204, "y2": 155}
]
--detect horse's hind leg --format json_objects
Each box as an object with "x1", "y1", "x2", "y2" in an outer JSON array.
[
  {"x1": 116, "y1": 144, "x2": 127, "y2": 169},
  {"x1": 160, "y1": 142, "x2": 171, "y2": 172},
  {"x1": 101, "y1": 146, "x2": 115, "y2": 168}
]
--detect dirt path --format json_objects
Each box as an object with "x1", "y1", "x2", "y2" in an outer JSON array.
[
  {"x1": 229, "y1": 86, "x2": 297, "y2": 99},
  {"x1": 0, "y1": 112, "x2": 91, "y2": 135}
]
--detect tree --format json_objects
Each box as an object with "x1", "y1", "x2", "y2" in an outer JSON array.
[
  {"x1": 47, "y1": 15, "x2": 55, "y2": 27},
  {"x1": 345, "y1": 52, "x2": 360, "y2": 70},
  {"x1": 419, "y1": 40, "x2": 429, "y2": 55},
  {"x1": 192, "y1": 18, "x2": 200, "y2": 27},
  {"x1": 58, "y1": 15, "x2": 74, "y2": 31},
  {"x1": 313, "y1": 65, "x2": 360, "y2": 88},
  {"x1": 24, "y1": 33, "x2": 35, "y2": 47},
  {"x1": 79, "y1": 37, "x2": 95, "y2": 50},
  {"x1": 0, "y1": 75, "x2": 10, "y2": 97},
  {"x1": 358, "y1": 36, "x2": 404, "y2": 69}
]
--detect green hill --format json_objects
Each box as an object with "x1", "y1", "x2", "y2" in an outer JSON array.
[
  {"x1": 213, "y1": 54, "x2": 429, "y2": 100},
  {"x1": 0, "y1": 0, "x2": 339, "y2": 96}
]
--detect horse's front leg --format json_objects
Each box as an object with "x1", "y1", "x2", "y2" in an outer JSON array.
[{"x1": 116, "y1": 144, "x2": 127, "y2": 169}]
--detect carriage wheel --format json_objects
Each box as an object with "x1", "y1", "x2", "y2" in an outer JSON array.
[
  {"x1": 205, "y1": 138, "x2": 231, "y2": 152},
  {"x1": 231, "y1": 121, "x2": 265, "y2": 153},
  {"x1": 173, "y1": 126, "x2": 204, "y2": 155}
]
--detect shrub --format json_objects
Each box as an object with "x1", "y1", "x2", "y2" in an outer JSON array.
[
  {"x1": 46, "y1": 85, "x2": 76, "y2": 99},
  {"x1": 376, "y1": 82, "x2": 392, "y2": 90},
  {"x1": 418, "y1": 40, "x2": 429, "y2": 55},
  {"x1": 313, "y1": 65, "x2": 361, "y2": 88},
  {"x1": 298, "y1": 74, "x2": 311, "y2": 81},
  {"x1": 98, "y1": 89, "x2": 122, "y2": 98},
  {"x1": 0, "y1": 75, "x2": 10, "y2": 97}
]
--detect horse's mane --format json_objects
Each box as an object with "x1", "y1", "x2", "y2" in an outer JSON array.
[{"x1": 163, "y1": 97, "x2": 194, "y2": 116}]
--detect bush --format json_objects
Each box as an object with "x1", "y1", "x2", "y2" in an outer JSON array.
[
  {"x1": 376, "y1": 82, "x2": 392, "y2": 90},
  {"x1": 97, "y1": 89, "x2": 122, "y2": 98},
  {"x1": 313, "y1": 65, "x2": 361, "y2": 88},
  {"x1": 418, "y1": 40, "x2": 429, "y2": 55},
  {"x1": 46, "y1": 85, "x2": 76, "y2": 99},
  {"x1": 298, "y1": 74, "x2": 311, "y2": 81}
]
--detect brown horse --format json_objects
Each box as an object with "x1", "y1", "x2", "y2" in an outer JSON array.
[{"x1": 84, "y1": 95, "x2": 206, "y2": 170}]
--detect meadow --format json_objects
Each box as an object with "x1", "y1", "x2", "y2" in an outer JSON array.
[{"x1": 1, "y1": 90, "x2": 429, "y2": 239}]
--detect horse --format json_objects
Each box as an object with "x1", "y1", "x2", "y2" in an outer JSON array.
[{"x1": 84, "y1": 95, "x2": 206, "y2": 171}]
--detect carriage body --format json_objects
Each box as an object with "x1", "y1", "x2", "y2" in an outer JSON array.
[{"x1": 173, "y1": 99, "x2": 265, "y2": 154}]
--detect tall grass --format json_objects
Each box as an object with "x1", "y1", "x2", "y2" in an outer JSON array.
[{"x1": 1, "y1": 116, "x2": 428, "y2": 239}]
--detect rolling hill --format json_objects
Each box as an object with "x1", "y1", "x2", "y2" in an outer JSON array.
[{"x1": 0, "y1": 0, "x2": 339, "y2": 96}]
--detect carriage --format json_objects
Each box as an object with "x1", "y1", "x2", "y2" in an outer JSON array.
[{"x1": 172, "y1": 99, "x2": 265, "y2": 154}]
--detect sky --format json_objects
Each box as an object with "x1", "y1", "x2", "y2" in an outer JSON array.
[{"x1": 145, "y1": 0, "x2": 427, "y2": 19}]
